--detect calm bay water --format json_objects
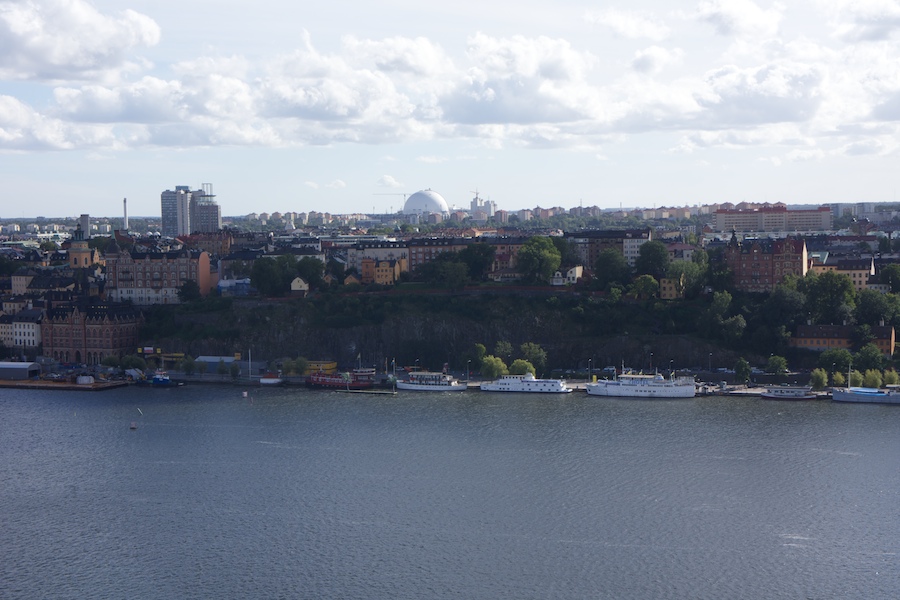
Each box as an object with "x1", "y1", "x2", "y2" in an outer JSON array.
[{"x1": 1, "y1": 385, "x2": 898, "y2": 599}]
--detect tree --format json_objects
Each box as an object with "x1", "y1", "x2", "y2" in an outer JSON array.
[
  {"x1": 628, "y1": 274, "x2": 659, "y2": 300},
  {"x1": 802, "y1": 270, "x2": 856, "y2": 324},
  {"x1": 471, "y1": 343, "x2": 487, "y2": 369},
  {"x1": 833, "y1": 371, "x2": 846, "y2": 387},
  {"x1": 849, "y1": 370, "x2": 863, "y2": 387},
  {"x1": 196, "y1": 360, "x2": 208, "y2": 375},
  {"x1": 884, "y1": 369, "x2": 900, "y2": 385},
  {"x1": 519, "y1": 342, "x2": 547, "y2": 375},
  {"x1": 766, "y1": 355, "x2": 788, "y2": 374},
  {"x1": 863, "y1": 369, "x2": 883, "y2": 388},
  {"x1": 515, "y1": 236, "x2": 561, "y2": 284},
  {"x1": 594, "y1": 248, "x2": 632, "y2": 290},
  {"x1": 296, "y1": 257, "x2": 325, "y2": 289},
  {"x1": 721, "y1": 315, "x2": 746, "y2": 345},
  {"x1": 855, "y1": 289, "x2": 899, "y2": 327},
  {"x1": 177, "y1": 280, "x2": 202, "y2": 303},
  {"x1": 494, "y1": 341, "x2": 513, "y2": 362},
  {"x1": 294, "y1": 356, "x2": 309, "y2": 376},
  {"x1": 550, "y1": 236, "x2": 579, "y2": 269},
  {"x1": 217, "y1": 359, "x2": 229, "y2": 375},
  {"x1": 854, "y1": 343, "x2": 885, "y2": 372},
  {"x1": 734, "y1": 357, "x2": 751, "y2": 382},
  {"x1": 457, "y1": 243, "x2": 496, "y2": 281},
  {"x1": 229, "y1": 362, "x2": 241, "y2": 379},
  {"x1": 810, "y1": 368, "x2": 828, "y2": 390},
  {"x1": 252, "y1": 256, "x2": 295, "y2": 297},
  {"x1": 818, "y1": 348, "x2": 853, "y2": 374},
  {"x1": 101, "y1": 355, "x2": 121, "y2": 368},
  {"x1": 666, "y1": 260, "x2": 704, "y2": 298},
  {"x1": 481, "y1": 355, "x2": 508, "y2": 379},
  {"x1": 509, "y1": 359, "x2": 535, "y2": 375},
  {"x1": 634, "y1": 240, "x2": 670, "y2": 281},
  {"x1": 879, "y1": 263, "x2": 900, "y2": 293},
  {"x1": 181, "y1": 355, "x2": 196, "y2": 375},
  {"x1": 440, "y1": 261, "x2": 469, "y2": 291}
]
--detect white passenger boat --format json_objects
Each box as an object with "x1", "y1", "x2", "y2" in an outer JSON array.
[
  {"x1": 480, "y1": 373, "x2": 572, "y2": 393},
  {"x1": 761, "y1": 385, "x2": 816, "y2": 400},
  {"x1": 396, "y1": 371, "x2": 467, "y2": 392},
  {"x1": 586, "y1": 371, "x2": 695, "y2": 398}
]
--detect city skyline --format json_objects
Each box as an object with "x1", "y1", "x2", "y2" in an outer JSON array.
[{"x1": 2, "y1": 0, "x2": 900, "y2": 219}]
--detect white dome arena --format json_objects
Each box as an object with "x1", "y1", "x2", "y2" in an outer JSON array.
[{"x1": 403, "y1": 189, "x2": 450, "y2": 215}]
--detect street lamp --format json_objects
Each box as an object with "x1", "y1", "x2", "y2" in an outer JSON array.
[
  {"x1": 669, "y1": 359, "x2": 674, "y2": 375},
  {"x1": 708, "y1": 352, "x2": 712, "y2": 373},
  {"x1": 466, "y1": 359, "x2": 471, "y2": 385},
  {"x1": 588, "y1": 358, "x2": 592, "y2": 382},
  {"x1": 650, "y1": 352, "x2": 654, "y2": 372},
  {"x1": 415, "y1": 358, "x2": 420, "y2": 372}
]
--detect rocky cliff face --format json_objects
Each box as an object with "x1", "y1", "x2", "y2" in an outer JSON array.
[{"x1": 142, "y1": 296, "x2": 736, "y2": 373}]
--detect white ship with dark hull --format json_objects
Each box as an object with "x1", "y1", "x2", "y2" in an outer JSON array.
[
  {"x1": 480, "y1": 373, "x2": 572, "y2": 393},
  {"x1": 586, "y1": 372, "x2": 695, "y2": 399},
  {"x1": 396, "y1": 371, "x2": 467, "y2": 392}
]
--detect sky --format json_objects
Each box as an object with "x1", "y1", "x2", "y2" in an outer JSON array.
[{"x1": 1, "y1": 0, "x2": 900, "y2": 219}]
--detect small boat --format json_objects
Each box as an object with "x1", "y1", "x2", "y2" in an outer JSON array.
[
  {"x1": 480, "y1": 373, "x2": 572, "y2": 393},
  {"x1": 396, "y1": 371, "x2": 467, "y2": 392},
  {"x1": 761, "y1": 385, "x2": 816, "y2": 400},
  {"x1": 136, "y1": 369, "x2": 182, "y2": 387},
  {"x1": 129, "y1": 421, "x2": 137, "y2": 430},
  {"x1": 259, "y1": 372, "x2": 284, "y2": 385}
]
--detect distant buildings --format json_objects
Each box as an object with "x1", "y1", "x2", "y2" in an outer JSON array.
[
  {"x1": 104, "y1": 241, "x2": 213, "y2": 306},
  {"x1": 161, "y1": 184, "x2": 221, "y2": 237},
  {"x1": 711, "y1": 203, "x2": 832, "y2": 232}
]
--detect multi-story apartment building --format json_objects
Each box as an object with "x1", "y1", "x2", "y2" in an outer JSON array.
[
  {"x1": 347, "y1": 241, "x2": 409, "y2": 274},
  {"x1": 566, "y1": 229, "x2": 652, "y2": 268},
  {"x1": 406, "y1": 238, "x2": 471, "y2": 273},
  {"x1": 724, "y1": 234, "x2": 808, "y2": 293},
  {"x1": 104, "y1": 242, "x2": 212, "y2": 305},
  {"x1": 189, "y1": 185, "x2": 222, "y2": 233},
  {"x1": 177, "y1": 231, "x2": 233, "y2": 258},
  {"x1": 808, "y1": 256, "x2": 875, "y2": 292},
  {"x1": 161, "y1": 186, "x2": 192, "y2": 237},
  {"x1": 712, "y1": 204, "x2": 832, "y2": 232},
  {"x1": 12, "y1": 308, "x2": 43, "y2": 353},
  {"x1": 41, "y1": 300, "x2": 142, "y2": 365}
]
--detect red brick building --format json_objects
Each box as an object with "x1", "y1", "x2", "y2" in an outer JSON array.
[
  {"x1": 724, "y1": 233, "x2": 808, "y2": 293},
  {"x1": 41, "y1": 301, "x2": 142, "y2": 365}
]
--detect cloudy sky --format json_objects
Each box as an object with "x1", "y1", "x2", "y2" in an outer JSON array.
[{"x1": 1, "y1": 0, "x2": 899, "y2": 218}]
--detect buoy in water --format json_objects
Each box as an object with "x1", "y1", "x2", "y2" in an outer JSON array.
[
  {"x1": 242, "y1": 391, "x2": 248, "y2": 398},
  {"x1": 130, "y1": 421, "x2": 137, "y2": 430}
]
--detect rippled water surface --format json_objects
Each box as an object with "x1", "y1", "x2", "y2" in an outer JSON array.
[{"x1": 1, "y1": 386, "x2": 898, "y2": 599}]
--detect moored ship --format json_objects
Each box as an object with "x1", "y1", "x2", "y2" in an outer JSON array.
[
  {"x1": 306, "y1": 368, "x2": 377, "y2": 390},
  {"x1": 831, "y1": 386, "x2": 900, "y2": 404},
  {"x1": 586, "y1": 371, "x2": 695, "y2": 398},
  {"x1": 480, "y1": 373, "x2": 571, "y2": 393},
  {"x1": 761, "y1": 385, "x2": 816, "y2": 400},
  {"x1": 396, "y1": 371, "x2": 467, "y2": 392}
]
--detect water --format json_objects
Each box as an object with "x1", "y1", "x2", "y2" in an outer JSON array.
[{"x1": 1, "y1": 386, "x2": 898, "y2": 599}]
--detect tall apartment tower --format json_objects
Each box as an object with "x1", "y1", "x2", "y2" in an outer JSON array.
[
  {"x1": 161, "y1": 186, "x2": 192, "y2": 237},
  {"x1": 189, "y1": 183, "x2": 222, "y2": 233},
  {"x1": 78, "y1": 214, "x2": 90, "y2": 237}
]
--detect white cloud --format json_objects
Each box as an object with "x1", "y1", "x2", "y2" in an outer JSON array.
[
  {"x1": 376, "y1": 175, "x2": 403, "y2": 187},
  {"x1": 416, "y1": 155, "x2": 447, "y2": 163},
  {"x1": 696, "y1": 0, "x2": 783, "y2": 39},
  {"x1": 325, "y1": 179, "x2": 346, "y2": 189},
  {"x1": 0, "y1": 0, "x2": 159, "y2": 81},
  {"x1": 631, "y1": 46, "x2": 684, "y2": 75},
  {"x1": 824, "y1": 0, "x2": 900, "y2": 41},
  {"x1": 584, "y1": 8, "x2": 670, "y2": 41},
  {"x1": 304, "y1": 181, "x2": 319, "y2": 189},
  {"x1": 694, "y1": 62, "x2": 824, "y2": 126},
  {"x1": 441, "y1": 33, "x2": 598, "y2": 126}
]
